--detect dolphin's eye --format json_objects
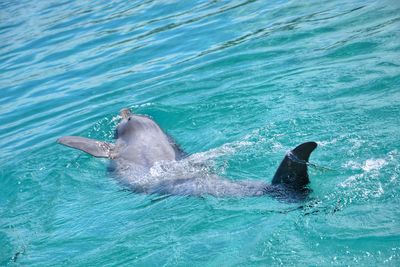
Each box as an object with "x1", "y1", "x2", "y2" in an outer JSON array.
[{"x1": 128, "y1": 117, "x2": 131, "y2": 121}]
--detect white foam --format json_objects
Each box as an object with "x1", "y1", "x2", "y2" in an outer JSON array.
[
  {"x1": 343, "y1": 158, "x2": 387, "y2": 172},
  {"x1": 361, "y1": 158, "x2": 387, "y2": 172},
  {"x1": 317, "y1": 138, "x2": 338, "y2": 147},
  {"x1": 131, "y1": 103, "x2": 154, "y2": 109},
  {"x1": 339, "y1": 174, "x2": 361, "y2": 187},
  {"x1": 188, "y1": 140, "x2": 254, "y2": 163},
  {"x1": 343, "y1": 160, "x2": 361, "y2": 170},
  {"x1": 340, "y1": 158, "x2": 388, "y2": 189}
]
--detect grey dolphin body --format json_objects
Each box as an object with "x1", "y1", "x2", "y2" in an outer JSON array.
[{"x1": 58, "y1": 108, "x2": 317, "y2": 199}]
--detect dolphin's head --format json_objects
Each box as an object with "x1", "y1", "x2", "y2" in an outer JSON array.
[
  {"x1": 114, "y1": 108, "x2": 159, "y2": 141},
  {"x1": 113, "y1": 108, "x2": 176, "y2": 164}
]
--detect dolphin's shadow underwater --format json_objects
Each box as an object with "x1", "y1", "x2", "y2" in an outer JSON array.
[{"x1": 58, "y1": 108, "x2": 318, "y2": 201}]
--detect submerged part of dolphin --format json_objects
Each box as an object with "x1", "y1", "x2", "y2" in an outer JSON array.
[{"x1": 57, "y1": 108, "x2": 317, "y2": 198}]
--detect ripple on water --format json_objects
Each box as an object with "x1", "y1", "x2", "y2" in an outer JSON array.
[{"x1": 1, "y1": 0, "x2": 400, "y2": 265}]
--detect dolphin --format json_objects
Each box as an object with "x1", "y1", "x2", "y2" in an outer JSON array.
[{"x1": 57, "y1": 108, "x2": 317, "y2": 199}]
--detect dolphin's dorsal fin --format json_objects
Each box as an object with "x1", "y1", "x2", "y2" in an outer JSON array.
[
  {"x1": 271, "y1": 142, "x2": 318, "y2": 190},
  {"x1": 57, "y1": 136, "x2": 115, "y2": 158}
]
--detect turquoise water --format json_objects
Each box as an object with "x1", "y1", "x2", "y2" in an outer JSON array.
[{"x1": 1, "y1": 0, "x2": 400, "y2": 265}]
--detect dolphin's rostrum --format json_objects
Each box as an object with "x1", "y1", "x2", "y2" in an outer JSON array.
[{"x1": 58, "y1": 108, "x2": 317, "y2": 199}]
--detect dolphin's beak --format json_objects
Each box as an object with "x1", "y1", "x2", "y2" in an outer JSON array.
[{"x1": 120, "y1": 108, "x2": 132, "y2": 120}]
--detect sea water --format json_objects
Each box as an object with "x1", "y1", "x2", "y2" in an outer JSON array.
[{"x1": 1, "y1": 0, "x2": 399, "y2": 265}]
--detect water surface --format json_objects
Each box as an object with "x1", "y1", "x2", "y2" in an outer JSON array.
[{"x1": 1, "y1": 0, "x2": 399, "y2": 265}]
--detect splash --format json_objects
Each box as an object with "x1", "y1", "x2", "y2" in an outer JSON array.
[{"x1": 343, "y1": 158, "x2": 388, "y2": 172}]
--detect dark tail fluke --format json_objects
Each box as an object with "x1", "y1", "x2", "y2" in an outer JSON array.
[{"x1": 271, "y1": 142, "x2": 318, "y2": 190}]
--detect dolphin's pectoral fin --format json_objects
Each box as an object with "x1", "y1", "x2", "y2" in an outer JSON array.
[
  {"x1": 166, "y1": 134, "x2": 189, "y2": 160},
  {"x1": 57, "y1": 136, "x2": 115, "y2": 158},
  {"x1": 271, "y1": 142, "x2": 318, "y2": 190}
]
